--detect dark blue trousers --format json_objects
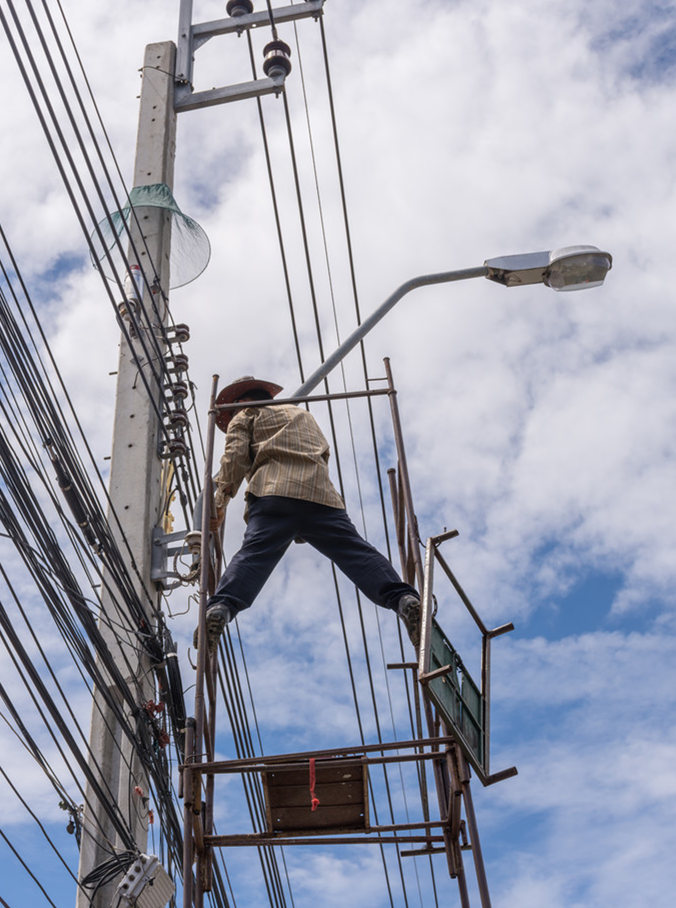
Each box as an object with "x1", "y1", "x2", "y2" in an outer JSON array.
[{"x1": 209, "y1": 495, "x2": 416, "y2": 615}]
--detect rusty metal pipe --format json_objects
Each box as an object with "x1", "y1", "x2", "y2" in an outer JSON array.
[
  {"x1": 194, "y1": 375, "x2": 219, "y2": 763},
  {"x1": 182, "y1": 718, "x2": 196, "y2": 908},
  {"x1": 205, "y1": 833, "x2": 447, "y2": 847},
  {"x1": 387, "y1": 467, "x2": 408, "y2": 578},
  {"x1": 182, "y1": 735, "x2": 458, "y2": 773},
  {"x1": 384, "y1": 358, "x2": 425, "y2": 591}
]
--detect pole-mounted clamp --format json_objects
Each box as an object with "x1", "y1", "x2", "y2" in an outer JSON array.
[{"x1": 151, "y1": 526, "x2": 199, "y2": 589}]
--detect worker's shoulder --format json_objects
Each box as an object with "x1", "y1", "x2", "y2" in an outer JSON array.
[
  {"x1": 238, "y1": 402, "x2": 298, "y2": 426},
  {"x1": 254, "y1": 403, "x2": 322, "y2": 430},
  {"x1": 250, "y1": 402, "x2": 299, "y2": 420},
  {"x1": 277, "y1": 403, "x2": 321, "y2": 425}
]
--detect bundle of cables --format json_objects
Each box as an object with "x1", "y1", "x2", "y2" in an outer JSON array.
[{"x1": 81, "y1": 851, "x2": 138, "y2": 902}]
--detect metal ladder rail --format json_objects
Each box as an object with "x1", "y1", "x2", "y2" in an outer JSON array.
[
  {"x1": 384, "y1": 357, "x2": 497, "y2": 907},
  {"x1": 183, "y1": 374, "x2": 221, "y2": 908},
  {"x1": 183, "y1": 378, "x2": 393, "y2": 904}
]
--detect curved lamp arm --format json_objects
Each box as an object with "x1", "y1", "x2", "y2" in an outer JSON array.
[
  {"x1": 291, "y1": 245, "x2": 611, "y2": 399},
  {"x1": 292, "y1": 266, "x2": 488, "y2": 399}
]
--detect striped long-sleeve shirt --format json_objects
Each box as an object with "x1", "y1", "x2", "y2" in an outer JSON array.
[{"x1": 213, "y1": 403, "x2": 345, "y2": 512}]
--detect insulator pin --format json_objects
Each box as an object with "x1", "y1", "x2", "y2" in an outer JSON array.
[
  {"x1": 263, "y1": 40, "x2": 292, "y2": 79},
  {"x1": 166, "y1": 323, "x2": 191, "y2": 344},
  {"x1": 166, "y1": 379, "x2": 189, "y2": 400},
  {"x1": 166, "y1": 353, "x2": 189, "y2": 374},
  {"x1": 161, "y1": 438, "x2": 189, "y2": 460},
  {"x1": 166, "y1": 407, "x2": 189, "y2": 430},
  {"x1": 227, "y1": 0, "x2": 254, "y2": 15},
  {"x1": 185, "y1": 530, "x2": 202, "y2": 554}
]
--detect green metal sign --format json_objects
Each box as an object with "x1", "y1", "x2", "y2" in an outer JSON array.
[{"x1": 426, "y1": 620, "x2": 484, "y2": 774}]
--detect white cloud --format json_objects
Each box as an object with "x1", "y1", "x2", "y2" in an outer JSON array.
[
  {"x1": 1, "y1": 0, "x2": 675, "y2": 905},
  {"x1": 482, "y1": 630, "x2": 676, "y2": 906}
]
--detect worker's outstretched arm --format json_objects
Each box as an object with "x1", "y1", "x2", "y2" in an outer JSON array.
[
  {"x1": 212, "y1": 409, "x2": 254, "y2": 516},
  {"x1": 210, "y1": 504, "x2": 226, "y2": 531}
]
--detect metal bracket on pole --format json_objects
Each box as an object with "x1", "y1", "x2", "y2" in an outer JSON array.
[
  {"x1": 151, "y1": 526, "x2": 196, "y2": 590},
  {"x1": 175, "y1": 0, "x2": 325, "y2": 111},
  {"x1": 175, "y1": 75, "x2": 285, "y2": 112}
]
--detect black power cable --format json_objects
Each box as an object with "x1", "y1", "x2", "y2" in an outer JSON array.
[
  {"x1": 0, "y1": 3, "x2": 441, "y2": 907},
  {"x1": 0, "y1": 274, "x2": 187, "y2": 886},
  {"x1": 80, "y1": 850, "x2": 137, "y2": 901},
  {"x1": 0, "y1": 826, "x2": 60, "y2": 908},
  {"x1": 0, "y1": 2, "x2": 201, "y2": 528}
]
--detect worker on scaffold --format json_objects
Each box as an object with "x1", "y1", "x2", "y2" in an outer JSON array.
[{"x1": 196, "y1": 375, "x2": 421, "y2": 654}]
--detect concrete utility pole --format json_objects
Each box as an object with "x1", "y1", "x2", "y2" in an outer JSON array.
[
  {"x1": 76, "y1": 6, "x2": 323, "y2": 905},
  {"x1": 76, "y1": 42, "x2": 176, "y2": 908}
]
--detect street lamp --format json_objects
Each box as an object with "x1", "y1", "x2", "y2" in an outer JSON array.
[
  {"x1": 484, "y1": 245, "x2": 612, "y2": 291},
  {"x1": 292, "y1": 245, "x2": 612, "y2": 398}
]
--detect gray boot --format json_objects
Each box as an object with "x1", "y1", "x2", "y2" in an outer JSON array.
[
  {"x1": 397, "y1": 594, "x2": 421, "y2": 649},
  {"x1": 193, "y1": 603, "x2": 233, "y2": 655}
]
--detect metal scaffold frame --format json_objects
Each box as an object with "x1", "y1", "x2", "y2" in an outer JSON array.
[{"x1": 181, "y1": 360, "x2": 517, "y2": 908}]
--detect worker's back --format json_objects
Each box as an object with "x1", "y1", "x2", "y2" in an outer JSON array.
[{"x1": 230, "y1": 403, "x2": 345, "y2": 509}]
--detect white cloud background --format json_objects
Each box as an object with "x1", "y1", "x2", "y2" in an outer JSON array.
[{"x1": 0, "y1": 0, "x2": 675, "y2": 906}]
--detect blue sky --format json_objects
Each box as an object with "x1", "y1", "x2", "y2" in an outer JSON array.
[{"x1": 1, "y1": 0, "x2": 675, "y2": 906}]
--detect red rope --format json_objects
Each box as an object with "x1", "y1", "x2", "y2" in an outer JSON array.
[{"x1": 309, "y1": 758, "x2": 320, "y2": 812}]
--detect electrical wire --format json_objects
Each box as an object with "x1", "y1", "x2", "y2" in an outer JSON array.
[
  {"x1": 0, "y1": 765, "x2": 82, "y2": 890},
  {"x1": 0, "y1": 5, "x2": 200, "y2": 900},
  {"x1": 80, "y1": 850, "x2": 137, "y2": 901},
  {"x1": 0, "y1": 227, "x2": 158, "y2": 627},
  {"x1": 0, "y1": 826, "x2": 60, "y2": 908},
  {"x1": 270, "y1": 38, "x2": 415, "y2": 907},
  {"x1": 245, "y1": 31, "x2": 305, "y2": 382},
  {"x1": 216, "y1": 630, "x2": 290, "y2": 907},
  {"x1": 0, "y1": 0, "x2": 202, "y2": 526},
  {"x1": 0, "y1": 3, "x2": 446, "y2": 907},
  {"x1": 186, "y1": 7, "x2": 436, "y2": 905},
  {"x1": 286, "y1": 11, "x2": 439, "y2": 903},
  {"x1": 286, "y1": 28, "x2": 422, "y2": 884},
  {"x1": 0, "y1": 276, "x2": 187, "y2": 894}
]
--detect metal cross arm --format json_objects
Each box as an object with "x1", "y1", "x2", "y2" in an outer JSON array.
[
  {"x1": 174, "y1": 75, "x2": 286, "y2": 112},
  {"x1": 175, "y1": 0, "x2": 325, "y2": 110}
]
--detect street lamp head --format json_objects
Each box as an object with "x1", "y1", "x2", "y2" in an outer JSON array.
[
  {"x1": 484, "y1": 245, "x2": 612, "y2": 291},
  {"x1": 544, "y1": 245, "x2": 613, "y2": 291}
]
